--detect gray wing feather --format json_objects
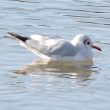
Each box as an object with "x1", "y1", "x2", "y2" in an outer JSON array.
[
  {"x1": 25, "y1": 40, "x2": 79, "y2": 57},
  {"x1": 45, "y1": 41, "x2": 79, "y2": 57},
  {"x1": 25, "y1": 40, "x2": 48, "y2": 52}
]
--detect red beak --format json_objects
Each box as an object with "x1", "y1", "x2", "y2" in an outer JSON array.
[{"x1": 91, "y1": 45, "x2": 102, "y2": 51}]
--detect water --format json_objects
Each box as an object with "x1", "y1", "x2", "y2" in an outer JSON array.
[{"x1": 0, "y1": 0, "x2": 110, "y2": 110}]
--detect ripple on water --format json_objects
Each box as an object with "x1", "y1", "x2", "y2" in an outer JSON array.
[{"x1": 11, "y1": 59, "x2": 100, "y2": 85}]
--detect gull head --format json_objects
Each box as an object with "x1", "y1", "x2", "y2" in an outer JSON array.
[{"x1": 71, "y1": 34, "x2": 102, "y2": 51}]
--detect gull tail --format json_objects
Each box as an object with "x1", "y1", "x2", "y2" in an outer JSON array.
[
  {"x1": 8, "y1": 32, "x2": 51, "y2": 59},
  {"x1": 8, "y1": 32, "x2": 29, "y2": 42}
]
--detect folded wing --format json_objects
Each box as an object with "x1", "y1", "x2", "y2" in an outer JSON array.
[{"x1": 8, "y1": 32, "x2": 79, "y2": 59}]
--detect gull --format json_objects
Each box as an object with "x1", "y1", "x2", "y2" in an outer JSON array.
[{"x1": 8, "y1": 32, "x2": 101, "y2": 62}]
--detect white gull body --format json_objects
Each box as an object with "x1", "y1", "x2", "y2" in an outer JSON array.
[{"x1": 8, "y1": 33, "x2": 101, "y2": 62}]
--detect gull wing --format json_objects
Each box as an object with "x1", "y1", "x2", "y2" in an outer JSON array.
[
  {"x1": 8, "y1": 32, "x2": 79, "y2": 58},
  {"x1": 45, "y1": 40, "x2": 79, "y2": 57}
]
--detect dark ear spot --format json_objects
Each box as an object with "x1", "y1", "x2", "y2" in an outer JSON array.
[{"x1": 84, "y1": 39, "x2": 87, "y2": 45}]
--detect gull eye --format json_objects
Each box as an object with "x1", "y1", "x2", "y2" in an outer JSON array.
[
  {"x1": 84, "y1": 40, "x2": 90, "y2": 45},
  {"x1": 87, "y1": 41, "x2": 90, "y2": 45}
]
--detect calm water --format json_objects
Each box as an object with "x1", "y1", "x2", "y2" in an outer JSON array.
[{"x1": 0, "y1": 0, "x2": 110, "y2": 110}]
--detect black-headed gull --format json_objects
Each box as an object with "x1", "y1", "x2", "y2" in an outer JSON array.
[{"x1": 8, "y1": 32, "x2": 101, "y2": 61}]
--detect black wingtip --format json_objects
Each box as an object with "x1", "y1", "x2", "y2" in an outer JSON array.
[{"x1": 8, "y1": 32, "x2": 28, "y2": 42}]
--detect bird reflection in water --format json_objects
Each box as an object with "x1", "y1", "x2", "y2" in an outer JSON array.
[{"x1": 13, "y1": 59, "x2": 99, "y2": 85}]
